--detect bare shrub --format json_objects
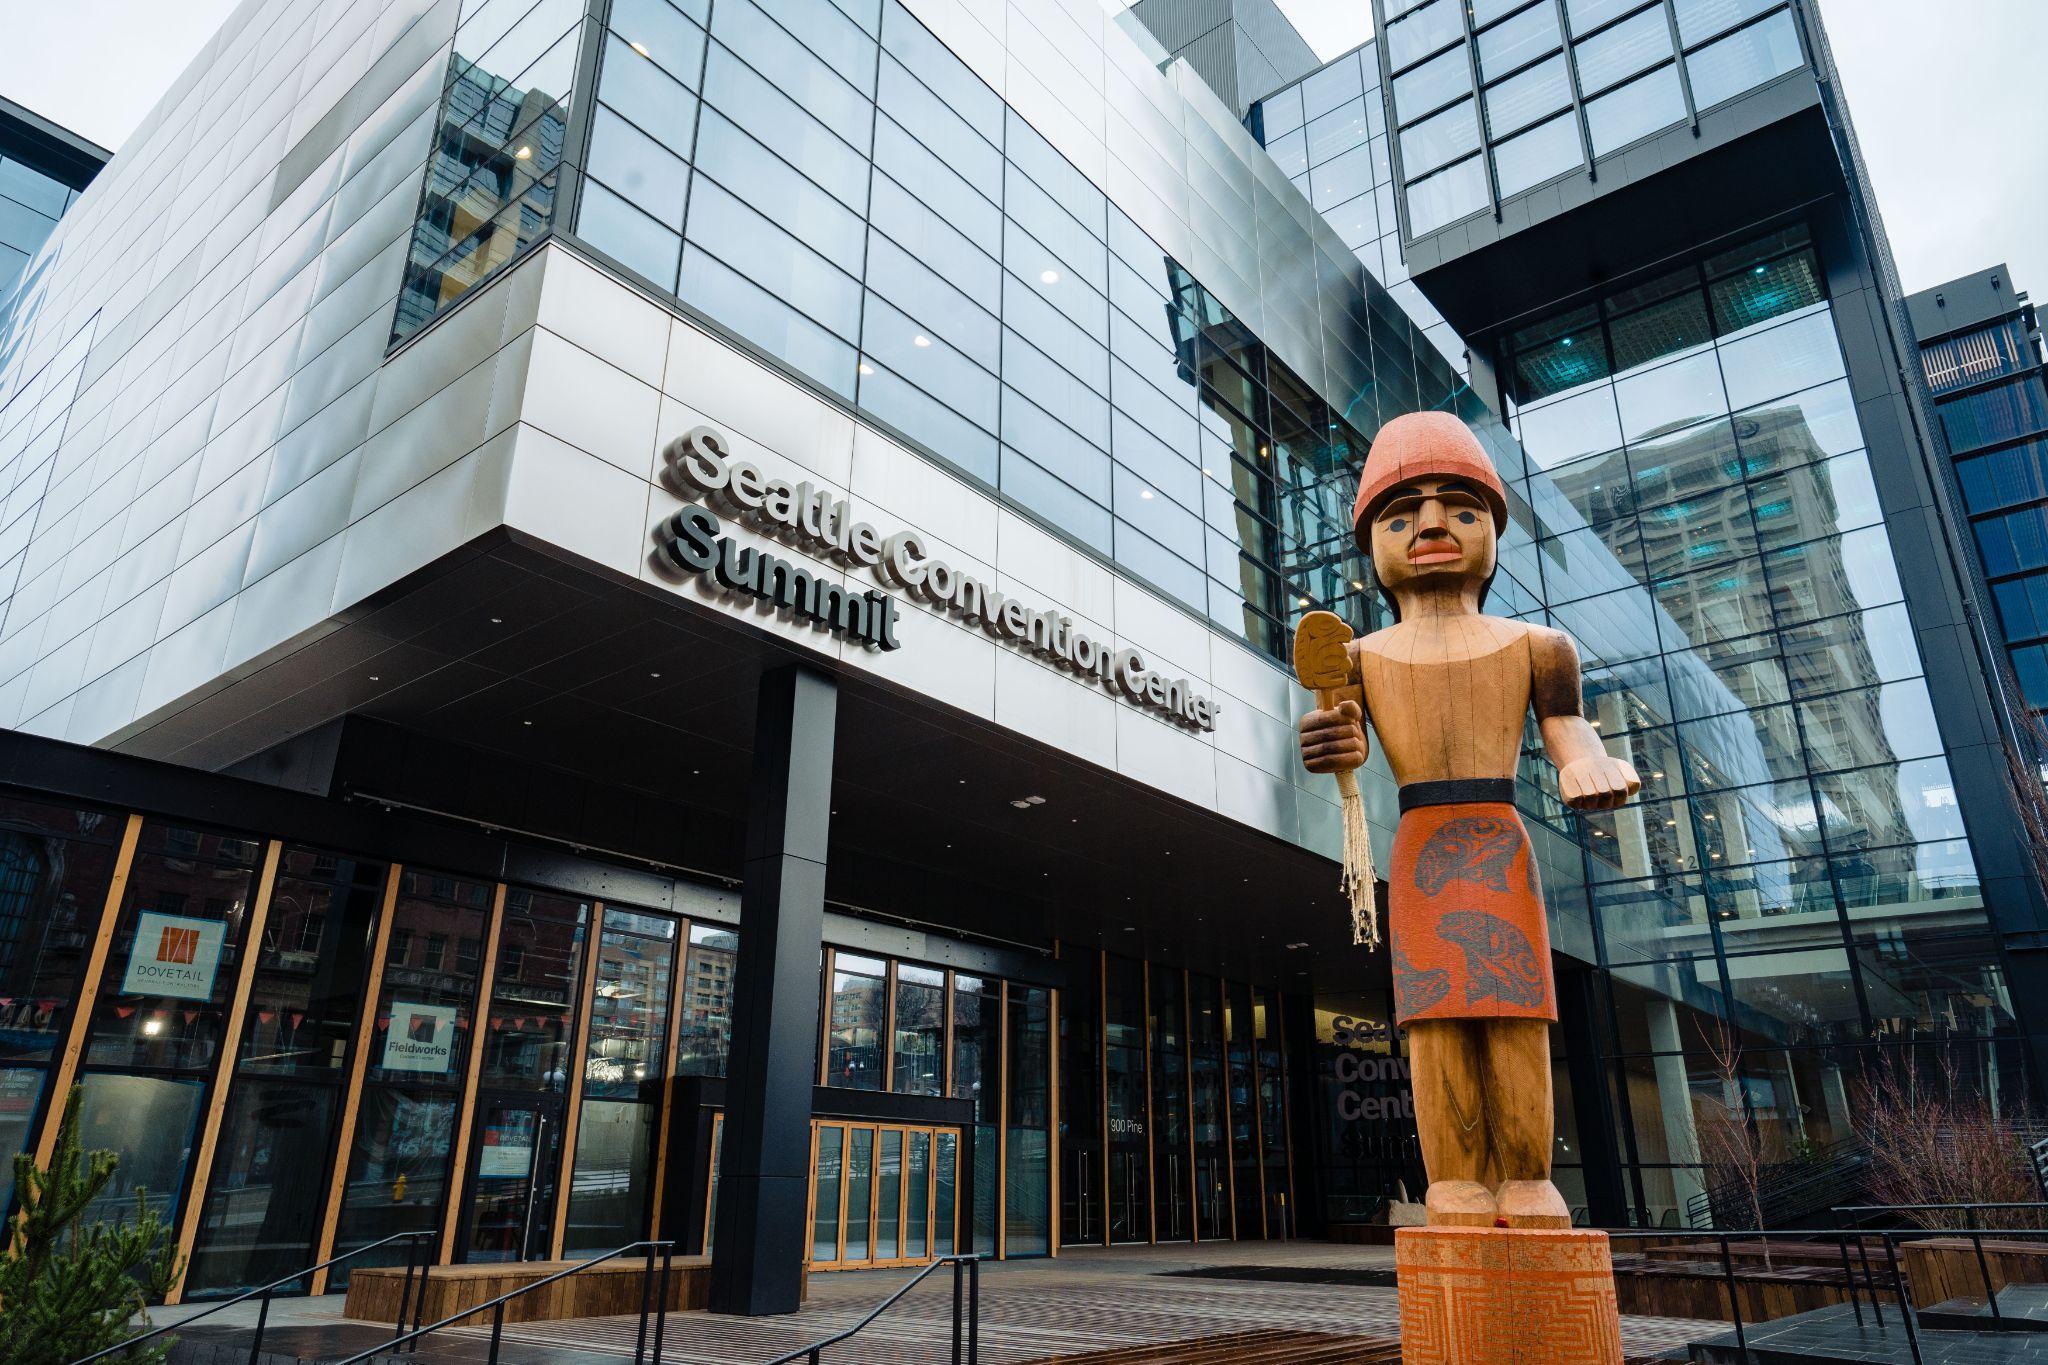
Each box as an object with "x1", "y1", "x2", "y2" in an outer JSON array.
[{"x1": 1854, "y1": 1045, "x2": 2041, "y2": 1231}]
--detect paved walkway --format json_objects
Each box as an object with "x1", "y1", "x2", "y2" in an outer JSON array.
[{"x1": 157, "y1": 1240, "x2": 1719, "y2": 1363}]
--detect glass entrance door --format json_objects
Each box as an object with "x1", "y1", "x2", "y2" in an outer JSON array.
[
  {"x1": 806, "y1": 1121, "x2": 958, "y2": 1270},
  {"x1": 463, "y1": 1096, "x2": 563, "y2": 1261}
]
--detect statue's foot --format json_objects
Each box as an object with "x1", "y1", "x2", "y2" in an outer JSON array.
[
  {"x1": 1495, "y1": 1179, "x2": 1571, "y2": 1229},
  {"x1": 1424, "y1": 1179, "x2": 1497, "y2": 1228}
]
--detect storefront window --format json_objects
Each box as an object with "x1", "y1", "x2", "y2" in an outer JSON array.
[
  {"x1": 184, "y1": 1079, "x2": 338, "y2": 1295},
  {"x1": 891, "y1": 963, "x2": 944, "y2": 1095},
  {"x1": 333, "y1": 870, "x2": 493, "y2": 1271},
  {"x1": 565, "y1": 907, "x2": 677, "y2": 1255},
  {"x1": 238, "y1": 850, "x2": 386, "y2": 1075},
  {"x1": 0, "y1": 795, "x2": 121, "y2": 1067},
  {"x1": 187, "y1": 846, "x2": 387, "y2": 1296},
  {"x1": 826, "y1": 953, "x2": 885, "y2": 1090},
  {"x1": 479, "y1": 889, "x2": 589, "y2": 1091},
  {"x1": 85, "y1": 822, "x2": 263, "y2": 1073},
  {"x1": 677, "y1": 921, "x2": 737, "y2": 1076},
  {"x1": 74, "y1": 1071, "x2": 205, "y2": 1229}
]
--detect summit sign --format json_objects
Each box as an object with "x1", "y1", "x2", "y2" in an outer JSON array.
[{"x1": 655, "y1": 425, "x2": 1220, "y2": 732}]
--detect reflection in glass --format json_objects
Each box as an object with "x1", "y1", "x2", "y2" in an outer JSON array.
[
  {"x1": 813, "y1": 1125, "x2": 843, "y2": 1260},
  {"x1": 74, "y1": 1073, "x2": 205, "y2": 1230},
  {"x1": 1685, "y1": 10, "x2": 1803, "y2": 109},
  {"x1": 876, "y1": 1128, "x2": 902, "y2": 1259},
  {"x1": 845, "y1": 1126, "x2": 873, "y2": 1260},
  {"x1": 678, "y1": 922, "x2": 737, "y2": 1076},
  {"x1": 828, "y1": 953, "x2": 886, "y2": 1090},
  {"x1": 1585, "y1": 64, "x2": 1685, "y2": 156},
  {"x1": 185, "y1": 1079, "x2": 338, "y2": 1295}
]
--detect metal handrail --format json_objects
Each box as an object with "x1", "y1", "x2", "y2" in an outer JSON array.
[
  {"x1": 1607, "y1": 1222, "x2": 2048, "y2": 1363},
  {"x1": 763, "y1": 1254, "x2": 982, "y2": 1365},
  {"x1": 329, "y1": 1240, "x2": 675, "y2": 1365},
  {"x1": 71, "y1": 1230, "x2": 435, "y2": 1365}
]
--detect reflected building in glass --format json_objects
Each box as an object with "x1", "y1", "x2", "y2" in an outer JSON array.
[
  {"x1": 1253, "y1": 0, "x2": 2048, "y2": 1228},
  {"x1": 0, "y1": 97, "x2": 107, "y2": 310}
]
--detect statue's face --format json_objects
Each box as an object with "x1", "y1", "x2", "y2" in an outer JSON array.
[{"x1": 1369, "y1": 476, "x2": 1497, "y2": 594}]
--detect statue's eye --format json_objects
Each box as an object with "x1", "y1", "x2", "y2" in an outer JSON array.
[
  {"x1": 1456, "y1": 510, "x2": 1478, "y2": 525},
  {"x1": 1388, "y1": 517, "x2": 1407, "y2": 532}
]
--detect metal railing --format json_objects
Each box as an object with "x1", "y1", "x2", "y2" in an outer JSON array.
[
  {"x1": 329, "y1": 1240, "x2": 676, "y2": 1365},
  {"x1": 1609, "y1": 1221, "x2": 2048, "y2": 1363},
  {"x1": 763, "y1": 1254, "x2": 981, "y2": 1365},
  {"x1": 71, "y1": 1230, "x2": 435, "y2": 1365}
]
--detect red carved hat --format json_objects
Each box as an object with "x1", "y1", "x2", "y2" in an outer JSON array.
[{"x1": 1351, "y1": 412, "x2": 1508, "y2": 552}]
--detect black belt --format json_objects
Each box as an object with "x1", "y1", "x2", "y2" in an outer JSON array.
[{"x1": 1398, "y1": 778, "x2": 1517, "y2": 813}]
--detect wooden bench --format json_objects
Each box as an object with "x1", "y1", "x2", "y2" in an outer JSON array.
[{"x1": 345, "y1": 1255, "x2": 724, "y2": 1326}]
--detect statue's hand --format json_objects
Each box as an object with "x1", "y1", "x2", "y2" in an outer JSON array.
[
  {"x1": 1559, "y1": 754, "x2": 1640, "y2": 811},
  {"x1": 1300, "y1": 699, "x2": 1367, "y2": 774}
]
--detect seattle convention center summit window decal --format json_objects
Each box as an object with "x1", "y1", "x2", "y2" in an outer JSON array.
[{"x1": 653, "y1": 425, "x2": 1220, "y2": 733}]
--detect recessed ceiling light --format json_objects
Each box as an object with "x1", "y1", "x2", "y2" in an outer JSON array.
[
  {"x1": 1040, "y1": 269, "x2": 1060, "y2": 285},
  {"x1": 630, "y1": 39, "x2": 650, "y2": 56},
  {"x1": 490, "y1": 617, "x2": 503, "y2": 624},
  {"x1": 858, "y1": 362, "x2": 875, "y2": 375},
  {"x1": 650, "y1": 671, "x2": 662, "y2": 678},
  {"x1": 514, "y1": 145, "x2": 532, "y2": 160},
  {"x1": 1139, "y1": 488, "x2": 1154, "y2": 499},
  {"x1": 1010, "y1": 799, "x2": 1032, "y2": 809},
  {"x1": 913, "y1": 334, "x2": 932, "y2": 347},
  {"x1": 369, "y1": 675, "x2": 380, "y2": 681},
  {"x1": 1200, "y1": 467, "x2": 1213, "y2": 476},
  {"x1": 523, "y1": 720, "x2": 533, "y2": 726}
]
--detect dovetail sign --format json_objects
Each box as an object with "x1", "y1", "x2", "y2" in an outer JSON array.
[{"x1": 654, "y1": 424, "x2": 1221, "y2": 733}]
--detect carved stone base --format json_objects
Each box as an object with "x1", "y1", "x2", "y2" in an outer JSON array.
[{"x1": 1397, "y1": 1226, "x2": 1623, "y2": 1364}]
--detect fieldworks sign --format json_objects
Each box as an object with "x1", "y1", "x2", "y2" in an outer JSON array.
[{"x1": 655, "y1": 425, "x2": 1221, "y2": 732}]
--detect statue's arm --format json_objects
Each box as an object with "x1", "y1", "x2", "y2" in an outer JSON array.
[
  {"x1": 1298, "y1": 640, "x2": 1370, "y2": 775},
  {"x1": 1530, "y1": 627, "x2": 1639, "y2": 811}
]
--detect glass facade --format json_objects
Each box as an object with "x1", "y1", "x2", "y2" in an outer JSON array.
[
  {"x1": 1918, "y1": 305, "x2": 2048, "y2": 708},
  {"x1": 1365, "y1": 0, "x2": 1808, "y2": 241},
  {"x1": 1487, "y1": 223, "x2": 2017, "y2": 1225},
  {"x1": 0, "y1": 152, "x2": 84, "y2": 309},
  {"x1": 1250, "y1": 39, "x2": 1466, "y2": 372}
]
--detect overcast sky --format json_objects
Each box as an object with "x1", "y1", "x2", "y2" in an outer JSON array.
[{"x1": 4, "y1": 0, "x2": 2043, "y2": 299}]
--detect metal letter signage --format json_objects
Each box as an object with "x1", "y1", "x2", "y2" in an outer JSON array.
[{"x1": 654, "y1": 424, "x2": 1220, "y2": 732}]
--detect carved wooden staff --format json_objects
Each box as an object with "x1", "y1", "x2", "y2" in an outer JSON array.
[{"x1": 1294, "y1": 610, "x2": 1379, "y2": 948}]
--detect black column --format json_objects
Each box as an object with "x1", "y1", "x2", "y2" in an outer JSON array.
[
  {"x1": 709, "y1": 665, "x2": 836, "y2": 1315},
  {"x1": 1555, "y1": 964, "x2": 1628, "y2": 1229}
]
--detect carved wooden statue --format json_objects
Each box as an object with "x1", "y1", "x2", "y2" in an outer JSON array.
[{"x1": 1298, "y1": 411, "x2": 1640, "y2": 1231}]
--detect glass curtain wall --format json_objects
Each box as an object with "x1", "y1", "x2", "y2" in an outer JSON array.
[
  {"x1": 560, "y1": 0, "x2": 1433, "y2": 665},
  {"x1": 1925, "y1": 316, "x2": 2048, "y2": 708},
  {"x1": 1369, "y1": 0, "x2": 1808, "y2": 243},
  {"x1": 77, "y1": 822, "x2": 265, "y2": 1233},
  {"x1": 677, "y1": 920, "x2": 737, "y2": 1075},
  {"x1": 0, "y1": 793, "x2": 121, "y2": 1215},
  {"x1": 1225, "y1": 981, "x2": 1262, "y2": 1237},
  {"x1": 1255, "y1": 987, "x2": 1291, "y2": 1237},
  {"x1": 1497, "y1": 222, "x2": 2017, "y2": 1224},
  {"x1": 1103, "y1": 954, "x2": 1147, "y2": 1243},
  {"x1": 0, "y1": 154, "x2": 84, "y2": 307},
  {"x1": 186, "y1": 848, "x2": 388, "y2": 1295},
  {"x1": 394, "y1": 0, "x2": 583, "y2": 338}
]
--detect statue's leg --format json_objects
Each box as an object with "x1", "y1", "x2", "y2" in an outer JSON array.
[
  {"x1": 1407, "y1": 1017, "x2": 1497, "y2": 1226},
  {"x1": 1482, "y1": 1017, "x2": 1571, "y2": 1227}
]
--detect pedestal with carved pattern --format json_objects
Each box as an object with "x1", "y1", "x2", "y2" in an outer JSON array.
[{"x1": 1396, "y1": 1226, "x2": 1623, "y2": 1364}]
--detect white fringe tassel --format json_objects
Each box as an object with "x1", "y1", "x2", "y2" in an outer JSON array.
[{"x1": 1336, "y1": 771, "x2": 1379, "y2": 949}]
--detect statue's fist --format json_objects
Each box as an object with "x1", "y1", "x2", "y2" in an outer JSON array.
[
  {"x1": 1299, "y1": 699, "x2": 1366, "y2": 774},
  {"x1": 1559, "y1": 754, "x2": 1640, "y2": 811}
]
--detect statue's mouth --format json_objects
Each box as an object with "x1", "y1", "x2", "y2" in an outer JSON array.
[{"x1": 1408, "y1": 542, "x2": 1463, "y2": 564}]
